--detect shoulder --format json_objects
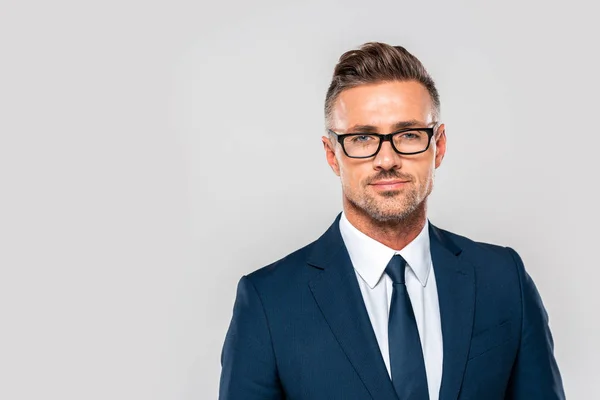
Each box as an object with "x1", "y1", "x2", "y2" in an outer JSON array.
[
  {"x1": 242, "y1": 238, "x2": 321, "y2": 295},
  {"x1": 432, "y1": 224, "x2": 526, "y2": 276}
]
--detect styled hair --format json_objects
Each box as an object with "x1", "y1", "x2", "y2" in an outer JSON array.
[{"x1": 324, "y1": 42, "x2": 440, "y2": 128}]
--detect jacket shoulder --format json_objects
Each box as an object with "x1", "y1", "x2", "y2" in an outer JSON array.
[
  {"x1": 434, "y1": 225, "x2": 515, "y2": 259},
  {"x1": 244, "y1": 238, "x2": 318, "y2": 287}
]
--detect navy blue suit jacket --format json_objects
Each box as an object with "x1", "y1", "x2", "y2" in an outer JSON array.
[{"x1": 219, "y1": 214, "x2": 565, "y2": 399}]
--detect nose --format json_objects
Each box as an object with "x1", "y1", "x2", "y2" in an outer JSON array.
[{"x1": 373, "y1": 140, "x2": 402, "y2": 170}]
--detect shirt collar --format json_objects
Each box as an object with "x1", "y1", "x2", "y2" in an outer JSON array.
[{"x1": 339, "y1": 211, "x2": 432, "y2": 289}]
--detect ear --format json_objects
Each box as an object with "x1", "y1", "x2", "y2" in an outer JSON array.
[
  {"x1": 322, "y1": 135, "x2": 341, "y2": 176},
  {"x1": 434, "y1": 124, "x2": 447, "y2": 169}
]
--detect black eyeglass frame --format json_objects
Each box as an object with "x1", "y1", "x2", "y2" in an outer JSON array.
[{"x1": 327, "y1": 125, "x2": 438, "y2": 159}]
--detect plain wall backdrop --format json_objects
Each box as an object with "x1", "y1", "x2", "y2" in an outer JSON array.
[{"x1": 1, "y1": 0, "x2": 598, "y2": 399}]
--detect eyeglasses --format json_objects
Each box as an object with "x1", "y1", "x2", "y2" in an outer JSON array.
[{"x1": 328, "y1": 125, "x2": 437, "y2": 159}]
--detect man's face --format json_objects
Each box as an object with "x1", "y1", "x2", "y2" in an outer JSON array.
[{"x1": 323, "y1": 80, "x2": 446, "y2": 223}]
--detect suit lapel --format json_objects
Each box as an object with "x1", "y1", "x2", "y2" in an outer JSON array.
[
  {"x1": 429, "y1": 223, "x2": 476, "y2": 400},
  {"x1": 307, "y1": 214, "x2": 399, "y2": 400}
]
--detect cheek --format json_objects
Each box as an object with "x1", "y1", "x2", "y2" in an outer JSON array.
[
  {"x1": 409, "y1": 159, "x2": 436, "y2": 186},
  {"x1": 339, "y1": 164, "x2": 367, "y2": 189}
]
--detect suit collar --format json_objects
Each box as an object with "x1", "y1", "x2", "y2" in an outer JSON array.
[
  {"x1": 307, "y1": 212, "x2": 463, "y2": 269},
  {"x1": 429, "y1": 221, "x2": 462, "y2": 256},
  {"x1": 306, "y1": 212, "x2": 345, "y2": 270}
]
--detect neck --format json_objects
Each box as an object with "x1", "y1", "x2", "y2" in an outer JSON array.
[{"x1": 343, "y1": 199, "x2": 427, "y2": 251}]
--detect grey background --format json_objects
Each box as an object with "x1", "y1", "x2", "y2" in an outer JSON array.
[{"x1": 1, "y1": 0, "x2": 598, "y2": 399}]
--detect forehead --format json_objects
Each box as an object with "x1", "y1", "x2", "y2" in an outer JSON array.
[{"x1": 331, "y1": 80, "x2": 434, "y2": 131}]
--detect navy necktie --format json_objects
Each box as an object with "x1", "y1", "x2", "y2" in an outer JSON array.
[{"x1": 385, "y1": 254, "x2": 429, "y2": 399}]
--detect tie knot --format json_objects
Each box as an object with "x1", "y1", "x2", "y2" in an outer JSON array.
[{"x1": 385, "y1": 254, "x2": 407, "y2": 284}]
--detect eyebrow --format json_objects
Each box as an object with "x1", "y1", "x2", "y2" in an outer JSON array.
[{"x1": 345, "y1": 119, "x2": 428, "y2": 133}]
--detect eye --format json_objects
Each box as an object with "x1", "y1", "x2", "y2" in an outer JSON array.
[
  {"x1": 350, "y1": 135, "x2": 376, "y2": 143},
  {"x1": 400, "y1": 132, "x2": 420, "y2": 140}
]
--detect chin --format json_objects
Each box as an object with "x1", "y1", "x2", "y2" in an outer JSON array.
[
  {"x1": 377, "y1": 190, "x2": 403, "y2": 198},
  {"x1": 346, "y1": 191, "x2": 420, "y2": 221},
  {"x1": 364, "y1": 205, "x2": 411, "y2": 222},
  {"x1": 368, "y1": 213, "x2": 409, "y2": 224}
]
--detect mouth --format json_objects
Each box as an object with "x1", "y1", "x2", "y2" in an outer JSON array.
[{"x1": 369, "y1": 180, "x2": 409, "y2": 191}]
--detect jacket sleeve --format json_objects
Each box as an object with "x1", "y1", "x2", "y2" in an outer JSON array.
[
  {"x1": 219, "y1": 275, "x2": 284, "y2": 400},
  {"x1": 504, "y1": 247, "x2": 566, "y2": 400}
]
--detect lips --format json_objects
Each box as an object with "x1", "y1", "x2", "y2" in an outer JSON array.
[
  {"x1": 370, "y1": 180, "x2": 408, "y2": 185},
  {"x1": 369, "y1": 180, "x2": 409, "y2": 190}
]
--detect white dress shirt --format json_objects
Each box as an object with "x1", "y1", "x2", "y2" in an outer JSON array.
[{"x1": 339, "y1": 212, "x2": 443, "y2": 400}]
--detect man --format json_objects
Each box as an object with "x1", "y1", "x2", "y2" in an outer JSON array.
[{"x1": 219, "y1": 42, "x2": 565, "y2": 399}]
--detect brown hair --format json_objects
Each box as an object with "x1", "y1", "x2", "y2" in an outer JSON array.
[{"x1": 324, "y1": 42, "x2": 440, "y2": 128}]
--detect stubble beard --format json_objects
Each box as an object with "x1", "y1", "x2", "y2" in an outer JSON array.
[{"x1": 344, "y1": 180, "x2": 431, "y2": 225}]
